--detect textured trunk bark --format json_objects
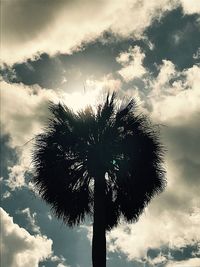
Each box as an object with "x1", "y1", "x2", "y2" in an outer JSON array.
[{"x1": 92, "y1": 175, "x2": 106, "y2": 267}]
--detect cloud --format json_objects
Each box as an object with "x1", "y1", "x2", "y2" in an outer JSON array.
[
  {"x1": 117, "y1": 46, "x2": 147, "y2": 82},
  {"x1": 147, "y1": 253, "x2": 167, "y2": 265},
  {"x1": 47, "y1": 213, "x2": 53, "y2": 221},
  {"x1": 0, "y1": 81, "x2": 61, "y2": 190},
  {"x1": 166, "y1": 258, "x2": 200, "y2": 267},
  {"x1": 0, "y1": 81, "x2": 59, "y2": 147},
  {"x1": 18, "y1": 208, "x2": 41, "y2": 234},
  {"x1": 57, "y1": 264, "x2": 70, "y2": 267},
  {"x1": 180, "y1": 0, "x2": 200, "y2": 14},
  {"x1": 149, "y1": 69, "x2": 200, "y2": 233},
  {"x1": 0, "y1": 207, "x2": 53, "y2": 267},
  {"x1": 107, "y1": 207, "x2": 200, "y2": 260},
  {"x1": 147, "y1": 63, "x2": 200, "y2": 122},
  {"x1": 50, "y1": 255, "x2": 70, "y2": 267},
  {"x1": 6, "y1": 164, "x2": 27, "y2": 190},
  {"x1": 151, "y1": 60, "x2": 176, "y2": 94},
  {"x1": 2, "y1": 191, "x2": 11, "y2": 199},
  {"x1": 1, "y1": 0, "x2": 182, "y2": 65}
]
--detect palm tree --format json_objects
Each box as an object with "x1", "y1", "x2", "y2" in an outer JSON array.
[{"x1": 32, "y1": 93, "x2": 166, "y2": 267}]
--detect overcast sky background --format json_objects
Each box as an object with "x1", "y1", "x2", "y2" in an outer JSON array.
[{"x1": 1, "y1": 1, "x2": 200, "y2": 267}]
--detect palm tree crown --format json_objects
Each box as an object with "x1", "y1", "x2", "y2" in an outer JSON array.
[{"x1": 32, "y1": 93, "x2": 166, "y2": 231}]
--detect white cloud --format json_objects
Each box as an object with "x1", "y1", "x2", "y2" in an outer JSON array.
[
  {"x1": 50, "y1": 255, "x2": 70, "y2": 267},
  {"x1": 151, "y1": 60, "x2": 177, "y2": 95},
  {"x1": 166, "y1": 257, "x2": 200, "y2": 267},
  {"x1": 47, "y1": 213, "x2": 53, "y2": 221},
  {"x1": 151, "y1": 83, "x2": 200, "y2": 122},
  {"x1": 57, "y1": 263, "x2": 70, "y2": 267},
  {"x1": 117, "y1": 46, "x2": 147, "y2": 82},
  {"x1": 147, "y1": 253, "x2": 167, "y2": 265},
  {"x1": 107, "y1": 0, "x2": 179, "y2": 37},
  {"x1": 6, "y1": 164, "x2": 27, "y2": 190},
  {"x1": 184, "y1": 64, "x2": 200, "y2": 91},
  {"x1": 1, "y1": 0, "x2": 181, "y2": 65},
  {"x1": 0, "y1": 81, "x2": 58, "y2": 147},
  {"x1": 143, "y1": 63, "x2": 200, "y2": 123},
  {"x1": 0, "y1": 80, "x2": 58, "y2": 189},
  {"x1": 107, "y1": 208, "x2": 200, "y2": 260},
  {"x1": 180, "y1": 0, "x2": 200, "y2": 14},
  {"x1": 2, "y1": 191, "x2": 11, "y2": 199},
  {"x1": 0, "y1": 207, "x2": 53, "y2": 267},
  {"x1": 84, "y1": 75, "x2": 122, "y2": 96}
]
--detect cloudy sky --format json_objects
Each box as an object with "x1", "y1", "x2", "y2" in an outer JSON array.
[{"x1": 1, "y1": 1, "x2": 200, "y2": 266}]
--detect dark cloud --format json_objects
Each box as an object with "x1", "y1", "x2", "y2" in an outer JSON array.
[
  {"x1": 107, "y1": 251, "x2": 143, "y2": 267},
  {"x1": 144, "y1": 8, "x2": 200, "y2": 73},
  {"x1": 147, "y1": 245, "x2": 200, "y2": 265},
  {"x1": 1, "y1": 0, "x2": 66, "y2": 43},
  {"x1": 150, "y1": 112, "x2": 200, "y2": 213},
  {"x1": 0, "y1": 135, "x2": 18, "y2": 179},
  {"x1": 0, "y1": 41, "x2": 121, "y2": 90},
  {"x1": 178, "y1": 158, "x2": 200, "y2": 186},
  {"x1": 163, "y1": 113, "x2": 200, "y2": 186},
  {"x1": 170, "y1": 245, "x2": 200, "y2": 261}
]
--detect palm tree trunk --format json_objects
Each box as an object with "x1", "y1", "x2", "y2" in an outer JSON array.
[{"x1": 92, "y1": 175, "x2": 106, "y2": 267}]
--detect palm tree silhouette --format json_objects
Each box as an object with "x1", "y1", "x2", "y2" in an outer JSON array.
[{"x1": 32, "y1": 93, "x2": 166, "y2": 267}]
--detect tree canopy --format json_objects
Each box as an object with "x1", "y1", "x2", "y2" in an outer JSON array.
[{"x1": 32, "y1": 93, "x2": 166, "y2": 231}]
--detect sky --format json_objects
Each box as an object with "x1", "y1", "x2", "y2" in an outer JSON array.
[{"x1": 0, "y1": 1, "x2": 200, "y2": 267}]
